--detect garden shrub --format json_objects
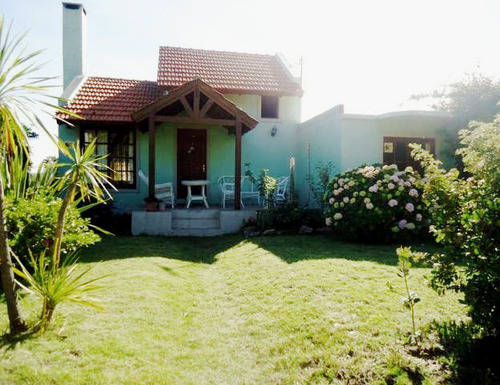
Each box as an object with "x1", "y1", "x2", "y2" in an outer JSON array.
[
  {"x1": 81, "y1": 201, "x2": 132, "y2": 235},
  {"x1": 5, "y1": 194, "x2": 100, "y2": 264},
  {"x1": 244, "y1": 203, "x2": 324, "y2": 232},
  {"x1": 412, "y1": 118, "x2": 500, "y2": 337},
  {"x1": 323, "y1": 164, "x2": 428, "y2": 243}
]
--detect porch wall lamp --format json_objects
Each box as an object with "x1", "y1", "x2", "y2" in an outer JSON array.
[{"x1": 271, "y1": 125, "x2": 278, "y2": 137}]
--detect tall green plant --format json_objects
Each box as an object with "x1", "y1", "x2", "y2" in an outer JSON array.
[
  {"x1": 256, "y1": 169, "x2": 277, "y2": 209},
  {"x1": 10, "y1": 140, "x2": 114, "y2": 332},
  {"x1": 0, "y1": 16, "x2": 59, "y2": 335},
  {"x1": 0, "y1": 16, "x2": 79, "y2": 334},
  {"x1": 53, "y1": 139, "x2": 114, "y2": 267},
  {"x1": 306, "y1": 161, "x2": 334, "y2": 208},
  {"x1": 411, "y1": 118, "x2": 500, "y2": 336},
  {"x1": 387, "y1": 247, "x2": 427, "y2": 342}
]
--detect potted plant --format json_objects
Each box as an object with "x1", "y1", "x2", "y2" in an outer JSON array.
[{"x1": 144, "y1": 196, "x2": 160, "y2": 212}]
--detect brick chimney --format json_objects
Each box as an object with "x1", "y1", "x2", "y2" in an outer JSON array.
[{"x1": 62, "y1": 2, "x2": 87, "y2": 90}]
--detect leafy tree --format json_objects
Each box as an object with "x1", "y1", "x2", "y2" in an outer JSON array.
[
  {"x1": 412, "y1": 72, "x2": 500, "y2": 165},
  {"x1": 411, "y1": 119, "x2": 500, "y2": 336},
  {"x1": 0, "y1": 16, "x2": 72, "y2": 335}
]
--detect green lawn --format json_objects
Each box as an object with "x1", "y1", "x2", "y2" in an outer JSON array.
[{"x1": 1, "y1": 235, "x2": 466, "y2": 384}]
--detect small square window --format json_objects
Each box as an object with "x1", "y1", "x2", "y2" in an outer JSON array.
[{"x1": 261, "y1": 96, "x2": 279, "y2": 119}]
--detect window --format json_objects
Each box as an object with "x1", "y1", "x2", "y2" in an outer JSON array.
[
  {"x1": 83, "y1": 129, "x2": 135, "y2": 188},
  {"x1": 383, "y1": 137, "x2": 435, "y2": 171},
  {"x1": 261, "y1": 95, "x2": 279, "y2": 119}
]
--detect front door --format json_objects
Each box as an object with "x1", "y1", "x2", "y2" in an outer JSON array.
[{"x1": 177, "y1": 129, "x2": 207, "y2": 199}]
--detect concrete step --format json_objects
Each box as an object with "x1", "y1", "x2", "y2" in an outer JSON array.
[
  {"x1": 170, "y1": 228, "x2": 224, "y2": 237},
  {"x1": 172, "y1": 218, "x2": 221, "y2": 230},
  {"x1": 172, "y1": 209, "x2": 220, "y2": 220}
]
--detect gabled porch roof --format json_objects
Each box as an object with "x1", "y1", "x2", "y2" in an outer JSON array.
[
  {"x1": 134, "y1": 78, "x2": 258, "y2": 211},
  {"x1": 132, "y1": 78, "x2": 258, "y2": 133}
]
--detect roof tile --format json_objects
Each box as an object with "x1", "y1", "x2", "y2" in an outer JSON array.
[
  {"x1": 157, "y1": 47, "x2": 303, "y2": 96},
  {"x1": 59, "y1": 77, "x2": 160, "y2": 122}
]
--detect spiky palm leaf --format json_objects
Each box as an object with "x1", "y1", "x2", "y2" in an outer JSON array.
[{"x1": 12, "y1": 248, "x2": 106, "y2": 332}]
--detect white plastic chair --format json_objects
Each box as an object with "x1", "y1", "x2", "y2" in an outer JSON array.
[
  {"x1": 274, "y1": 176, "x2": 289, "y2": 204},
  {"x1": 218, "y1": 176, "x2": 261, "y2": 208},
  {"x1": 241, "y1": 176, "x2": 261, "y2": 206},
  {"x1": 138, "y1": 170, "x2": 175, "y2": 208},
  {"x1": 218, "y1": 176, "x2": 243, "y2": 208}
]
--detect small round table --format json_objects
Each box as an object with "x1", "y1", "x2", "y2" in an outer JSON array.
[{"x1": 181, "y1": 180, "x2": 210, "y2": 209}]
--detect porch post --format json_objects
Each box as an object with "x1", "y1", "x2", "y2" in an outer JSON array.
[
  {"x1": 148, "y1": 114, "x2": 156, "y2": 200},
  {"x1": 234, "y1": 114, "x2": 242, "y2": 210}
]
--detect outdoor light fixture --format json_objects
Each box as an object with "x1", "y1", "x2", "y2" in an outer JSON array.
[{"x1": 271, "y1": 125, "x2": 278, "y2": 137}]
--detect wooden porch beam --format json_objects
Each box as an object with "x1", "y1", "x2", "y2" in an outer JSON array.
[
  {"x1": 199, "y1": 99, "x2": 214, "y2": 118},
  {"x1": 155, "y1": 116, "x2": 237, "y2": 126},
  {"x1": 193, "y1": 89, "x2": 200, "y2": 118},
  {"x1": 148, "y1": 115, "x2": 156, "y2": 200},
  {"x1": 234, "y1": 114, "x2": 242, "y2": 211},
  {"x1": 179, "y1": 96, "x2": 194, "y2": 117}
]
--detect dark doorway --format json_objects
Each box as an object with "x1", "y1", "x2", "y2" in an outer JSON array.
[{"x1": 177, "y1": 129, "x2": 207, "y2": 199}]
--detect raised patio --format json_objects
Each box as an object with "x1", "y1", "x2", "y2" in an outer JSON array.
[{"x1": 131, "y1": 208, "x2": 256, "y2": 236}]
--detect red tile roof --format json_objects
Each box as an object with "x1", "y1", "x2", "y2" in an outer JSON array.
[
  {"x1": 157, "y1": 47, "x2": 303, "y2": 96},
  {"x1": 59, "y1": 77, "x2": 160, "y2": 122}
]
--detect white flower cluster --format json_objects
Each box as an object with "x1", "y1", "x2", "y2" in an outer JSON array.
[{"x1": 325, "y1": 164, "x2": 425, "y2": 232}]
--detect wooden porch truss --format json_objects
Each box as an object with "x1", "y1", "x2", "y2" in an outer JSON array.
[{"x1": 132, "y1": 78, "x2": 259, "y2": 210}]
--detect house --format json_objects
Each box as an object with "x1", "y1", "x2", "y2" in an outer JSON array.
[{"x1": 58, "y1": 3, "x2": 452, "y2": 235}]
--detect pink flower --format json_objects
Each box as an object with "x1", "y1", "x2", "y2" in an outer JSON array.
[
  {"x1": 409, "y1": 189, "x2": 419, "y2": 197},
  {"x1": 388, "y1": 199, "x2": 398, "y2": 207},
  {"x1": 329, "y1": 197, "x2": 335, "y2": 205},
  {"x1": 398, "y1": 219, "x2": 408, "y2": 229},
  {"x1": 405, "y1": 203, "x2": 415, "y2": 212},
  {"x1": 387, "y1": 183, "x2": 395, "y2": 190}
]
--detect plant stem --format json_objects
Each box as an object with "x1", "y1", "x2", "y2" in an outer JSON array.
[
  {"x1": 0, "y1": 171, "x2": 28, "y2": 335},
  {"x1": 402, "y1": 263, "x2": 416, "y2": 336}
]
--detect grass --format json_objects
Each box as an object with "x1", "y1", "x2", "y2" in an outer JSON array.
[{"x1": 1, "y1": 235, "x2": 467, "y2": 384}]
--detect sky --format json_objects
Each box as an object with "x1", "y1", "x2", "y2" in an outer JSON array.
[{"x1": 3, "y1": 0, "x2": 500, "y2": 165}]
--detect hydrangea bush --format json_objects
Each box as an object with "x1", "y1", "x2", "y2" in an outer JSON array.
[{"x1": 323, "y1": 164, "x2": 427, "y2": 243}]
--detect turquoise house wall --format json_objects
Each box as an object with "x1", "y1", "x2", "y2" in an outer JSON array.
[
  {"x1": 59, "y1": 91, "x2": 451, "y2": 213},
  {"x1": 112, "y1": 124, "x2": 236, "y2": 211},
  {"x1": 226, "y1": 94, "x2": 301, "y2": 181},
  {"x1": 101, "y1": 92, "x2": 302, "y2": 211},
  {"x1": 340, "y1": 112, "x2": 451, "y2": 172},
  {"x1": 58, "y1": 123, "x2": 79, "y2": 165},
  {"x1": 295, "y1": 106, "x2": 343, "y2": 206}
]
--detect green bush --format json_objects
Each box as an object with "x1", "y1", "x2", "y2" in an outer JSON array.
[
  {"x1": 5, "y1": 194, "x2": 100, "y2": 263},
  {"x1": 323, "y1": 164, "x2": 428, "y2": 243},
  {"x1": 245, "y1": 203, "x2": 323, "y2": 232},
  {"x1": 412, "y1": 118, "x2": 500, "y2": 336}
]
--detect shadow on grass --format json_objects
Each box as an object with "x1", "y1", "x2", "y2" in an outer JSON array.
[
  {"x1": 432, "y1": 321, "x2": 500, "y2": 384},
  {"x1": 247, "y1": 234, "x2": 426, "y2": 265},
  {"x1": 78, "y1": 233, "x2": 439, "y2": 267},
  {"x1": 0, "y1": 328, "x2": 39, "y2": 350},
  {"x1": 79, "y1": 234, "x2": 245, "y2": 264}
]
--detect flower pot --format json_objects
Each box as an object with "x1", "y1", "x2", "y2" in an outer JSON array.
[{"x1": 145, "y1": 201, "x2": 158, "y2": 212}]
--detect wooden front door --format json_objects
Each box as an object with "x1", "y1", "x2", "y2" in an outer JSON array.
[{"x1": 177, "y1": 129, "x2": 207, "y2": 199}]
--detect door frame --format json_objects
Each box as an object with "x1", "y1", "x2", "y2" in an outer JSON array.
[{"x1": 176, "y1": 127, "x2": 208, "y2": 200}]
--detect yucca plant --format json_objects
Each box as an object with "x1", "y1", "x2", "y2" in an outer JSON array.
[
  {"x1": 12, "y1": 246, "x2": 106, "y2": 333},
  {"x1": 53, "y1": 139, "x2": 115, "y2": 267},
  {"x1": 0, "y1": 15, "x2": 59, "y2": 335}
]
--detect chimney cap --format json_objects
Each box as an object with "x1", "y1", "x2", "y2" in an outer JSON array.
[{"x1": 62, "y1": 2, "x2": 86, "y2": 15}]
